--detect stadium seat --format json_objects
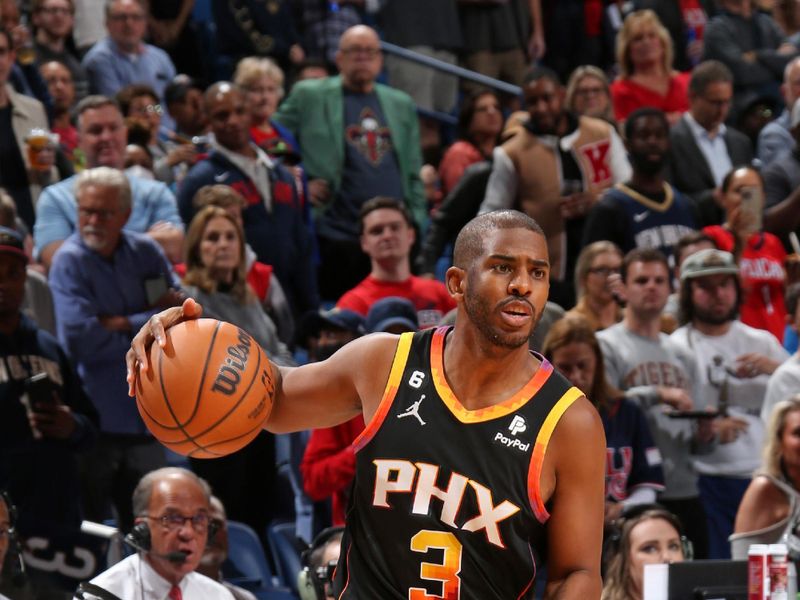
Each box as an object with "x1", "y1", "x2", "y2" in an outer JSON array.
[
  {"x1": 224, "y1": 520, "x2": 293, "y2": 598},
  {"x1": 266, "y1": 521, "x2": 304, "y2": 594}
]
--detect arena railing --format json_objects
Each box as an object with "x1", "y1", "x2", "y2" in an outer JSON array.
[{"x1": 379, "y1": 40, "x2": 523, "y2": 125}]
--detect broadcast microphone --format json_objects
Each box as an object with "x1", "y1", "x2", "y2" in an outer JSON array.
[{"x1": 123, "y1": 532, "x2": 189, "y2": 564}]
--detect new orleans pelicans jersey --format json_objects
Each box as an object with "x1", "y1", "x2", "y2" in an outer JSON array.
[{"x1": 333, "y1": 327, "x2": 583, "y2": 599}]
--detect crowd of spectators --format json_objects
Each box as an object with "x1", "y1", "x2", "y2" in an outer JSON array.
[{"x1": 5, "y1": 0, "x2": 800, "y2": 597}]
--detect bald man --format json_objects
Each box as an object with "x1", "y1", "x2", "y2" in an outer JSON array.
[
  {"x1": 274, "y1": 25, "x2": 425, "y2": 301},
  {"x1": 176, "y1": 82, "x2": 318, "y2": 314}
]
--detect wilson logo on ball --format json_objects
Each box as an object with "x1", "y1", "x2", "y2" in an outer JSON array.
[
  {"x1": 211, "y1": 328, "x2": 253, "y2": 396},
  {"x1": 135, "y1": 319, "x2": 276, "y2": 459}
]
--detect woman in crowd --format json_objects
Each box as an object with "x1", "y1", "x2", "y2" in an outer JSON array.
[
  {"x1": 182, "y1": 205, "x2": 294, "y2": 364},
  {"x1": 186, "y1": 184, "x2": 295, "y2": 345},
  {"x1": 602, "y1": 506, "x2": 689, "y2": 600},
  {"x1": 566, "y1": 241, "x2": 624, "y2": 331},
  {"x1": 543, "y1": 315, "x2": 664, "y2": 524},
  {"x1": 702, "y1": 165, "x2": 787, "y2": 342},
  {"x1": 233, "y1": 57, "x2": 311, "y2": 211},
  {"x1": 182, "y1": 206, "x2": 295, "y2": 538},
  {"x1": 731, "y1": 395, "x2": 800, "y2": 559},
  {"x1": 565, "y1": 65, "x2": 615, "y2": 123},
  {"x1": 438, "y1": 90, "x2": 503, "y2": 197},
  {"x1": 116, "y1": 84, "x2": 196, "y2": 185},
  {"x1": 233, "y1": 56, "x2": 300, "y2": 162},
  {"x1": 610, "y1": 10, "x2": 690, "y2": 124}
]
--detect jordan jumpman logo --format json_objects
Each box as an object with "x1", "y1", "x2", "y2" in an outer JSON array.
[{"x1": 397, "y1": 395, "x2": 426, "y2": 426}]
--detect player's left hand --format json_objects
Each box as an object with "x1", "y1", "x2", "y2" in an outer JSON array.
[{"x1": 126, "y1": 297, "x2": 203, "y2": 396}]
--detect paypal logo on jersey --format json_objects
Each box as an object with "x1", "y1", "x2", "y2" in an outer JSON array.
[
  {"x1": 493, "y1": 432, "x2": 530, "y2": 452},
  {"x1": 493, "y1": 416, "x2": 530, "y2": 452},
  {"x1": 508, "y1": 415, "x2": 526, "y2": 436}
]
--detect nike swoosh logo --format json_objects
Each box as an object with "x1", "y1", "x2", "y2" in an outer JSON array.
[
  {"x1": 214, "y1": 173, "x2": 229, "y2": 182},
  {"x1": 633, "y1": 210, "x2": 649, "y2": 223}
]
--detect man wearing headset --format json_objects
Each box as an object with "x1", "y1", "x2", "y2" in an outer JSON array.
[
  {"x1": 298, "y1": 527, "x2": 343, "y2": 600},
  {"x1": 83, "y1": 467, "x2": 234, "y2": 599}
]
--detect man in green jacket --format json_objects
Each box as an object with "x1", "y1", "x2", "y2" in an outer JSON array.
[{"x1": 274, "y1": 25, "x2": 424, "y2": 301}]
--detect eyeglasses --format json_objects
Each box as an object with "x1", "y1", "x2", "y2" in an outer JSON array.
[
  {"x1": 132, "y1": 104, "x2": 163, "y2": 115},
  {"x1": 588, "y1": 266, "x2": 620, "y2": 276},
  {"x1": 315, "y1": 559, "x2": 337, "y2": 585},
  {"x1": 575, "y1": 86, "x2": 605, "y2": 97},
  {"x1": 78, "y1": 207, "x2": 118, "y2": 221},
  {"x1": 145, "y1": 513, "x2": 210, "y2": 532},
  {"x1": 341, "y1": 47, "x2": 381, "y2": 57},
  {"x1": 108, "y1": 13, "x2": 145, "y2": 22}
]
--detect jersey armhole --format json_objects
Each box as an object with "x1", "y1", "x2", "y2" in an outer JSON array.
[
  {"x1": 353, "y1": 332, "x2": 414, "y2": 452},
  {"x1": 526, "y1": 386, "x2": 585, "y2": 523}
]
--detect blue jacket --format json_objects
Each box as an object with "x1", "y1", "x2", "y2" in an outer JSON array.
[
  {"x1": 49, "y1": 231, "x2": 179, "y2": 434},
  {"x1": 178, "y1": 151, "x2": 319, "y2": 314}
]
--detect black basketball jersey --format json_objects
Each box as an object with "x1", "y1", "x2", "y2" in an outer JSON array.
[{"x1": 333, "y1": 327, "x2": 583, "y2": 600}]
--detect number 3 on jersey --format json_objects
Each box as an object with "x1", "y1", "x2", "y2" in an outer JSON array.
[{"x1": 408, "y1": 530, "x2": 462, "y2": 600}]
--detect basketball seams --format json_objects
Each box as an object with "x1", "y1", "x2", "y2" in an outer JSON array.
[
  {"x1": 182, "y1": 416, "x2": 266, "y2": 458},
  {"x1": 135, "y1": 319, "x2": 274, "y2": 457},
  {"x1": 187, "y1": 318, "x2": 223, "y2": 427},
  {"x1": 189, "y1": 336, "x2": 265, "y2": 443},
  {"x1": 158, "y1": 327, "x2": 210, "y2": 454}
]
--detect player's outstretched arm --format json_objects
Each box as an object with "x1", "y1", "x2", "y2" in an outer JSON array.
[
  {"x1": 126, "y1": 297, "x2": 203, "y2": 396},
  {"x1": 543, "y1": 396, "x2": 606, "y2": 599},
  {"x1": 267, "y1": 333, "x2": 399, "y2": 434}
]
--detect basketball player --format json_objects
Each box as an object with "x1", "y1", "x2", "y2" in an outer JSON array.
[{"x1": 127, "y1": 210, "x2": 606, "y2": 598}]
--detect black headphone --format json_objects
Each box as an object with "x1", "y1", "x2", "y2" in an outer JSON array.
[
  {"x1": 297, "y1": 526, "x2": 345, "y2": 600},
  {"x1": 602, "y1": 502, "x2": 694, "y2": 575},
  {"x1": 124, "y1": 518, "x2": 220, "y2": 557}
]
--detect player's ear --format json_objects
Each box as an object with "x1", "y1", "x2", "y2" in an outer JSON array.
[{"x1": 446, "y1": 266, "x2": 465, "y2": 298}]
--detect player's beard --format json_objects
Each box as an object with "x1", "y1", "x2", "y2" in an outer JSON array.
[{"x1": 463, "y1": 288, "x2": 538, "y2": 349}]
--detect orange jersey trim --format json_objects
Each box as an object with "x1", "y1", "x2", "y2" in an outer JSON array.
[
  {"x1": 335, "y1": 541, "x2": 352, "y2": 600},
  {"x1": 353, "y1": 332, "x2": 414, "y2": 452},
  {"x1": 430, "y1": 327, "x2": 554, "y2": 423},
  {"x1": 527, "y1": 386, "x2": 584, "y2": 523},
  {"x1": 516, "y1": 543, "x2": 537, "y2": 600}
]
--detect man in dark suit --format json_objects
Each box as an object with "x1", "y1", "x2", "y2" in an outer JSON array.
[{"x1": 668, "y1": 60, "x2": 753, "y2": 227}]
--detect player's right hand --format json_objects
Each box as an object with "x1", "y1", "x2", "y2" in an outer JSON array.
[{"x1": 126, "y1": 297, "x2": 203, "y2": 396}]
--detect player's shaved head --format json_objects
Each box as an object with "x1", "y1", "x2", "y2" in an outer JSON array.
[{"x1": 453, "y1": 210, "x2": 545, "y2": 270}]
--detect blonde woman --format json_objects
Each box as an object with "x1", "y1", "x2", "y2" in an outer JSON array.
[
  {"x1": 233, "y1": 56, "x2": 299, "y2": 160},
  {"x1": 731, "y1": 395, "x2": 800, "y2": 558},
  {"x1": 566, "y1": 241, "x2": 624, "y2": 331},
  {"x1": 611, "y1": 10, "x2": 690, "y2": 123},
  {"x1": 565, "y1": 65, "x2": 614, "y2": 123}
]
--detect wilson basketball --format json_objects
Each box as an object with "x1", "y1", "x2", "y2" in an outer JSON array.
[{"x1": 135, "y1": 318, "x2": 276, "y2": 458}]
